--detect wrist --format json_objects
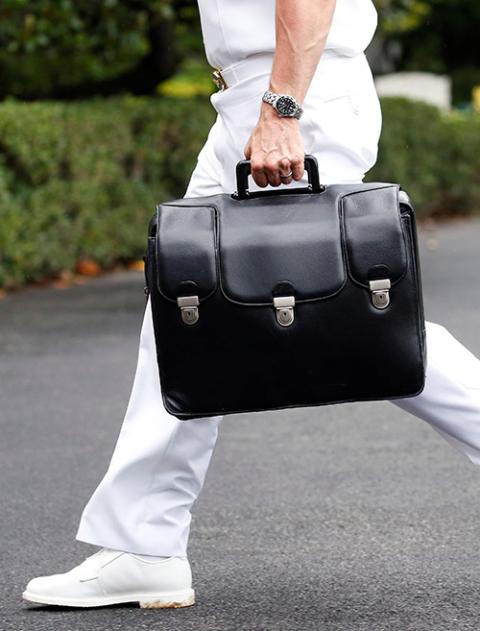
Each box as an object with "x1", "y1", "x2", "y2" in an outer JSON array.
[
  {"x1": 261, "y1": 90, "x2": 304, "y2": 120},
  {"x1": 269, "y1": 83, "x2": 303, "y2": 103},
  {"x1": 259, "y1": 102, "x2": 298, "y2": 122}
]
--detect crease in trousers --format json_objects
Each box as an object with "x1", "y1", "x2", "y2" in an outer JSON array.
[{"x1": 76, "y1": 52, "x2": 480, "y2": 557}]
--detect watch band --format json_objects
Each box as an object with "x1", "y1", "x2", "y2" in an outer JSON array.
[{"x1": 262, "y1": 90, "x2": 303, "y2": 119}]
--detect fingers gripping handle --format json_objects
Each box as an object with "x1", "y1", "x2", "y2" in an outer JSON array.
[{"x1": 234, "y1": 154, "x2": 322, "y2": 200}]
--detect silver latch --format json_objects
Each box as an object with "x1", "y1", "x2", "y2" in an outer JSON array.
[
  {"x1": 177, "y1": 295, "x2": 200, "y2": 325},
  {"x1": 369, "y1": 278, "x2": 391, "y2": 309},
  {"x1": 273, "y1": 296, "x2": 295, "y2": 327}
]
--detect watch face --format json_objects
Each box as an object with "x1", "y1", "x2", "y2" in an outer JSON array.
[{"x1": 276, "y1": 95, "x2": 297, "y2": 116}]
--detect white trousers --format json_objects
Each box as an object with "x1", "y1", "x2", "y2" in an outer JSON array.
[{"x1": 76, "y1": 52, "x2": 480, "y2": 556}]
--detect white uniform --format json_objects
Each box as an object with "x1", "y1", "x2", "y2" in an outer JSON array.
[
  {"x1": 197, "y1": 0, "x2": 378, "y2": 68},
  {"x1": 76, "y1": 1, "x2": 480, "y2": 556}
]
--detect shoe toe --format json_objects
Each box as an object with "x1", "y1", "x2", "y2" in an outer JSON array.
[
  {"x1": 25, "y1": 575, "x2": 53, "y2": 594},
  {"x1": 24, "y1": 572, "x2": 73, "y2": 601}
]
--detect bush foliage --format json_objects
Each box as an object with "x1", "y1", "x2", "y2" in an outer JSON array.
[
  {"x1": 367, "y1": 97, "x2": 480, "y2": 214},
  {"x1": 0, "y1": 1, "x2": 205, "y2": 100},
  {"x1": 0, "y1": 96, "x2": 215, "y2": 287},
  {"x1": 0, "y1": 95, "x2": 479, "y2": 288}
]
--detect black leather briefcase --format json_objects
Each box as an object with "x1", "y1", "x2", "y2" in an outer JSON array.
[{"x1": 145, "y1": 155, "x2": 427, "y2": 420}]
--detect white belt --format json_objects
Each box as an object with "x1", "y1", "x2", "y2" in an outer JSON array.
[
  {"x1": 212, "y1": 52, "x2": 274, "y2": 90},
  {"x1": 212, "y1": 49, "x2": 360, "y2": 92}
]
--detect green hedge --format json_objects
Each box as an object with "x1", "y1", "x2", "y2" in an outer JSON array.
[
  {"x1": 0, "y1": 96, "x2": 215, "y2": 288},
  {"x1": 0, "y1": 95, "x2": 479, "y2": 289},
  {"x1": 367, "y1": 97, "x2": 480, "y2": 214}
]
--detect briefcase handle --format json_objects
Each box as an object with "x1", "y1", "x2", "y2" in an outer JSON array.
[{"x1": 233, "y1": 154, "x2": 323, "y2": 200}]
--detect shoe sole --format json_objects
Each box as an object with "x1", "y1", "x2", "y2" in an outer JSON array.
[{"x1": 22, "y1": 588, "x2": 195, "y2": 609}]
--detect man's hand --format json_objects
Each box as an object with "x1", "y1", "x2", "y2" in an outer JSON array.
[{"x1": 244, "y1": 103, "x2": 304, "y2": 187}]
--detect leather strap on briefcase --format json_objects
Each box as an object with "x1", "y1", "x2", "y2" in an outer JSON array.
[{"x1": 145, "y1": 155, "x2": 427, "y2": 420}]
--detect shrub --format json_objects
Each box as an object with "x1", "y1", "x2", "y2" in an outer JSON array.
[
  {"x1": 0, "y1": 96, "x2": 215, "y2": 288},
  {"x1": 0, "y1": 95, "x2": 479, "y2": 289},
  {"x1": 367, "y1": 97, "x2": 480, "y2": 217}
]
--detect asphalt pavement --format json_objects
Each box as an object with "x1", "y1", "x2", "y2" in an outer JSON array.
[{"x1": 1, "y1": 216, "x2": 480, "y2": 631}]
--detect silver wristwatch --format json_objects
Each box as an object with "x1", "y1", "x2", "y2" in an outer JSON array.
[{"x1": 262, "y1": 90, "x2": 303, "y2": 119}]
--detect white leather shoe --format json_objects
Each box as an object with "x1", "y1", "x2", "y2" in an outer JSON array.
[{"x1": 22, "y1": 548, "x2": 195, "y2": 608}]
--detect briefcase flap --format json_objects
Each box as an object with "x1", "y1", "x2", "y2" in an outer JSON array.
[
  {"x1": 154, "y1": 184, "x2": 407, "y2": 305},
  {"x1": 155, "y1": 204, "x2": 217, "y2": 303},
  {"x1": 220, "y1": 194, "x2": 345, "y2": 303}
]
